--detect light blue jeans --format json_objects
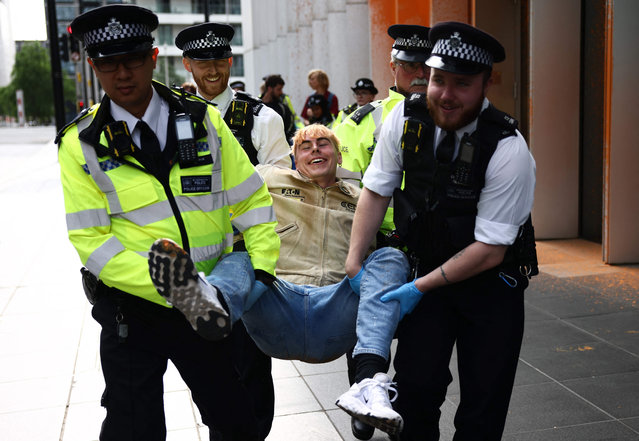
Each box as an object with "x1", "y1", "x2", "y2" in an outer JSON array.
[{"x1": 206, "y1": 247, "x2": 410, "y2": 363}]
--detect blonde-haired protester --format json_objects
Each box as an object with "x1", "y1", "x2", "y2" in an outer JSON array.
[{"x1": 149, "y1": 123, "x2": 411, "y2": 438}]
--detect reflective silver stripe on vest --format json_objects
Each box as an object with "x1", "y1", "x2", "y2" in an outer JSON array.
[
  {"x1": 112, "y1": 199, "x2": 175, "y2": 226},
  {"x1": 232, "y1": 205, "x2": 276, "y2": 232},
  {"x1": 176, "y1": 194, "x2": 226, "y2": 214},
  {"x1": 77, "y1": 116, "x2": 124, "y2": 215},
  {"x1": 226, "y1": 171, "x2": 264, "y2": 205},
  {"x1": 85, "y1": 235, "x2": 125, "y2": 275},
  {"x1": 204, "y1": 112, "x2": 223, "y2": 190},
  {"x1": 66, "y1": 208, "x2": 110, "y2": 230},
  {"x1": 190, "y1": 232, "x2": 234, "y2": 263}
]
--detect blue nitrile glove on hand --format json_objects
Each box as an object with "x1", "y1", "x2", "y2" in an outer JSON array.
[
  {"x1": 348, "y1": 267, "x2": 364, "y2": 295},
  {"x1": 380, "y1": 281, "x2": 424, "y2": 320},
  {"x1": 246, "y1": 280, "x2": 268, "y2": 310}
]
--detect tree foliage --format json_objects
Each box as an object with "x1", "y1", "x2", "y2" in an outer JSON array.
[
  {"x1": 11, "y1": 42, "x2": 55, "y2": 123},
  {"x1": 0, "y1": 42, "x2": 76, "y2": 124}
]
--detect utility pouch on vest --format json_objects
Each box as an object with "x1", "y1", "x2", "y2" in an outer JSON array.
[
  {"x1": 226, "y1": 99, "x2": 253, "y2": 130},
  {"x1": 511, "y1": 215, "x2": 539, "y2": 278},
  {"x1": 104, "y1": 121, "x2": 136, "y2": 158},
  {"x1": 81, "y1": 267, "x2": 101, "y2": 305},
  {"x1": 401, "y1": 119, "x2": 426, "y2": 153}
]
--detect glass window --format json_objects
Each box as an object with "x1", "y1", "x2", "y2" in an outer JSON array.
[
  {"x1": 194, "y1": 0, "x2": 240, "y2": 14},
  {"x1": 212, "y1": 0, "x2": 241, "y2": 14},
  {"x1": 153, "y1": 56, "x2": 188, "y2": 88},
  {"x1": 230, "y1": 54, "x2": 243, "y2": 76},
  {"x1": 230, "y1": 24, "x2": 242, "y2": 46},
  {"x1": 157, "y1": 25, "x2": 173, "y2": 45},
  {"x1": 156, "y1": 0, "x2": 170, "y2": 13}
]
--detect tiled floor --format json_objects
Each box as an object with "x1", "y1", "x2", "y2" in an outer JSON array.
[{"x1": 0, "y1": 127, "x2": 637, "y2": 440}]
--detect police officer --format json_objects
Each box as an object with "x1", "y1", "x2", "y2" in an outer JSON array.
[
  {"x1": 176, "y1": 23, "x2": 291, "y2": 167},
  {"x1": 333, "y1": 78, "x2": 379, "y2": 126},
  {"x1": 57, "y1": 5, "x2": 280, "y2": 440},
  {"x1": 334, "y1": 25, "x2": 432, "y2": 190},
  {"x1": 345, "y1": 22, "x2": 537, "y2": 440}
]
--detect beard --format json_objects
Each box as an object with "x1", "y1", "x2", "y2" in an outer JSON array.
[{"x1": 426, "y1": 93, "x2": 484, "y2": 132}]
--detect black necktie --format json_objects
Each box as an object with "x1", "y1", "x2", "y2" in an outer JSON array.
[
  {"x1": 436, "y1": 131, "x2": 455, "y2": 163},
  {"x1": 136, "y1": 120, "x2": 161, "y2": 156}
]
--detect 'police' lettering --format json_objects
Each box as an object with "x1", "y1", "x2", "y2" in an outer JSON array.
[{"x1": 181, "y1": 176, "x2": 212, "y2": 193}]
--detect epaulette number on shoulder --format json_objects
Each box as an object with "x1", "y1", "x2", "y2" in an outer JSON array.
[{"x1": 55, "y1": 107, "x2": 92, "y2": 145}]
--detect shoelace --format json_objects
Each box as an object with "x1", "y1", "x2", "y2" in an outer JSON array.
[{"x1": 359, "y1": 377, "x2": 399, "y2": 404}]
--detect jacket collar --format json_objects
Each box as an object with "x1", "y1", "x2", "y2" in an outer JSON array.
[{"x1": 79, "y1": 81, "x2": 209, "y2": 147}]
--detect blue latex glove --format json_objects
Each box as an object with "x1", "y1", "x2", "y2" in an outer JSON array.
[
  {"x1": 380, "y1": 281, "x2": 424, "y2": 320},
  {"x1": 246, "y1": 280, "x2": 268, "y2": 310},
  {"x1": 348, "y1": 267, "x2": 364, "y2": 295}
]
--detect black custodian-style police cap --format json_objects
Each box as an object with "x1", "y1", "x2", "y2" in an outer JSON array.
[
  {"x1": 427, "y1": 21, "x2": 505, "y2": 75},
  {"x1": 175, "y1": 23, "x2": 234, "y2": 60},
  {"x1": 387, "y1": 24, "x2": 432, "y2": 63},
  {"x1": 351, "y1": 78, "x2": 378, "y2": 95},
  {"x1": 69, "y1": 4, "x2": 158, "y2": 59}
]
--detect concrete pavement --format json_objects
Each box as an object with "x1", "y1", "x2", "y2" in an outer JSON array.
[{"x1": 0, "y1": 126, "x2": 637, "y2": 440}]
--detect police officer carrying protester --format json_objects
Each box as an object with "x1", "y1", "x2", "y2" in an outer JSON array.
[
  {"x1": 345, "y1": 21, "x2": 537, "y2": 440},
  {"x1": 176, "y1": 23, "x2": 292, "y2": 168},
  {"x1": 334, "y1": 25, "x2": 432, "y2": 189},
  {"x1": 56, "y1": 5, "x2": 280, "y2": 440}
]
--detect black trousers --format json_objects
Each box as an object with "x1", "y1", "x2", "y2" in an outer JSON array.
[
  {"x1": 393, "y1": 269, "x2": 527, "y2": 441},
  {"x1": 92, "y1": 292, "x2": 273, "y2": 441}
]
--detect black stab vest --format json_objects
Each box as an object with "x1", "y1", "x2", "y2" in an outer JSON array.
[{"x1": 394, "y1": 94, "x2": 518, "y2": 275}]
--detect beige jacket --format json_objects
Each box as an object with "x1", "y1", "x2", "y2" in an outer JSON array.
[{"x1": 257, "y1": 165, "x2": 368, "y2": 286}]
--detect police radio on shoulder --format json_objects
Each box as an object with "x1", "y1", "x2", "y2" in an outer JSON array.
[{"x1": 175, "y1": 113, "x2": 199, "y2": 167}]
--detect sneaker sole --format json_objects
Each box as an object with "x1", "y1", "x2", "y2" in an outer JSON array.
[
  {"x1": 149, "y1": 239, "x2": 231, "y2": 340},
  {"x1": 336, "y1": 399, "x2": 403, "y2": 436}
]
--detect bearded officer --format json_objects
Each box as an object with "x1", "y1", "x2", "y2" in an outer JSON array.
[{"x1": 176, "y1": 23, "x2": 291, "y2": 168}]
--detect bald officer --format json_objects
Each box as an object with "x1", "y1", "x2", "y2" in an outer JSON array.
[{"x1": 176, "y1": 23, "x2": 291, "y2": 168}]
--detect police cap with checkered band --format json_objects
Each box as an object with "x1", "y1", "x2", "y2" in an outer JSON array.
[
  {"x1": 387, "y1": 24, "x2": 432, "y2": 63},
  {"x1": 69, "y1": 4, "x2": 158, "y2": 59},
  {"x1": 427, "y1": 21, "x2": 505, "y2": 75},
  {"x1": 175, "y1": 23, "x2": 234, "y2": 61}
]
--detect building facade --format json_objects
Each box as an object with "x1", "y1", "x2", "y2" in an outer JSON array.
[{"x1": 0, "y1": 0, "x2": 16, "y2": 87}]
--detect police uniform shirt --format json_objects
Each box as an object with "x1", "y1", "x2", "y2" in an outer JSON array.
[
  {"x1": 362, "y1": 97, "x2": 536, "y2": 246},
  {"x1": 111, "y1": 87, "x2": 170, "y2": 151},
  {"x1": 208, "y1": 85, "x2": 292, "y2": 168}
]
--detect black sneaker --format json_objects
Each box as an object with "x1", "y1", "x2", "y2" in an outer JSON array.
[
  {"x1": 148, "y1": 238, "x2": 231, "y2": 340},
  {"x1": 351, "y1": 416, "x2": 374, "y2": 440}
]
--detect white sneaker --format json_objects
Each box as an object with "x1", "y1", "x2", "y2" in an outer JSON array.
[
  {"x1": 148, "y1": 238, "x2": 231, "y2": 340},
  {"x1": 335, "y1": 372, "x2": 403, "y2": 436}
]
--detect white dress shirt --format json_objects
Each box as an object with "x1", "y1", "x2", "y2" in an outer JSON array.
[{"x1": 111, "y1": 87, "x2": 170, "y2": 151}]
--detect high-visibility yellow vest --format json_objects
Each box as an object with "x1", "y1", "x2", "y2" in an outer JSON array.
[
  {"x1": 58, "y1": 82, "x2": 280, "y2": 307},
  {"x1": 334, "y1": 88, "x2": 405, "y2": 184},
  {"x1": 334, "y1": 88, "x2": 406, "y2": 234}
]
